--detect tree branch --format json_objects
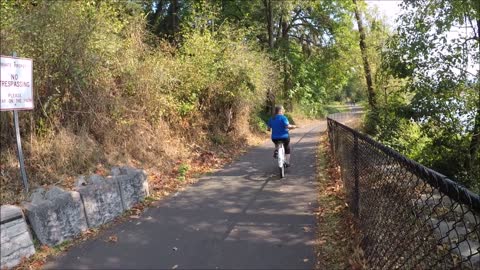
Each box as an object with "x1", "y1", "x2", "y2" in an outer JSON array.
[{"x1": 286, "y1": 8, "x2": 303, "y2": 32}]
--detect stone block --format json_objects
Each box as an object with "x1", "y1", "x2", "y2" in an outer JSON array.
[
  {"x1": 112, "y1": 167, "x2": 149, "y2": 210},
  {"x1": 76, "y1": 175, "x2": 124, "y2": 228},
  {"x1": 1, "y1": 205, "x2": 23, "y2": 223},
  {"x1": 74, "y1": 176, "x2": 87, "y2": 187},
  {"x1": 24, "y1": 187, "x2": 88, "y2": 246},
  {"x1": 0, "y1": 205, "x2": 35, "y2": 269}
]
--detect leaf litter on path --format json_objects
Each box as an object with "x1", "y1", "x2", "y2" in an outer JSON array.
[{"x1": 106, "y1": 235, "x2": 118, "y2": 243}]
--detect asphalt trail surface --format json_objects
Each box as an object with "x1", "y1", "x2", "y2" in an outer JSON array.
[{"x1": 44, "y1": 121, "x2": 326, "y2": 269}]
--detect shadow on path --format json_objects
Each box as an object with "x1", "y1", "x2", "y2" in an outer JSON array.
[{"x1": 44, "y1": 122, "x2": 326, "y2": 269}]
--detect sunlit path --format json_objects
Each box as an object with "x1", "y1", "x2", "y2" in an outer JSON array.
[{"x1": 44, "y1": 123, "x2": 325, "y2": 269}]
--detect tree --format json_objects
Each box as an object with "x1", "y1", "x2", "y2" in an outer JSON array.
[
  {"x1": 211, "y1": 0, "x2": 364, "y2": 114},
  {"x1": 143, "y1": 0, "x2": 183, "y2": 43},
  {"x1": 353, "y1": 0, "x2": 377, "y2": 111},
  {"x1": 380, "y1": 0, "x2": 480, "y2": 191},
  {"x1": 263, "y1": 0, "x2": 274, "y2": 49}
]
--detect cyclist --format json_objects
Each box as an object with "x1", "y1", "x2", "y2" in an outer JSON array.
[{"x1": 267, "y1": 105, "x2": 296, "y2": 167}]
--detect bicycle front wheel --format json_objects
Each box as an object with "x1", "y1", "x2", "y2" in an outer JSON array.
[{"x1": 279, "y1": 166, "x2": 285, "y2": 178}]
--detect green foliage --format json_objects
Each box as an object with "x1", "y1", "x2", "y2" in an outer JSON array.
[
  {"x1": 372, "y1": 0, "x2": 480, "y2": 192},
  {"x1": 177, "y1": 163, "x2": 189, "y2": 181},
  {"x1": 11, "y1": 0, "x2": 471, "y2": 196},
  {"x1": 54, "y1": 240, "x2": 72, "y2": 252},
  {"x1": 172, "y1": 24, "x2": 278, "y2": 133},
  {"x1": 0, "y1": 0, "x2": 277, "y2": 140},
  {"x1": 0, "y1": 0, "x2": 282, "y2": 193},
  {"x1": 324, "y1": 105, "x2": 349, "y2": 115},
  {"x1": 250, "y1": 114, "x2": 269, "y2": 134},
  {"x1": 297, "y1": 102, "x2": 328, "y2": 118}
]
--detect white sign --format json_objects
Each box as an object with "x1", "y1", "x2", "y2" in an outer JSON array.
[{"x1": 0, "y1": 56, "x2": 34, "y2": 111}]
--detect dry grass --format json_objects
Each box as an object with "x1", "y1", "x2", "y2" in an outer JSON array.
[
  {"x1": 1, "y1": 129, "x2": 103, "y2": 204},
  {"x1": 0, "y1": 3, "x2": 277, "y2": 205},
  {"x1": 0, "y1": 113, "x2": 267, "y2": 205},
  {"x1": 315, "y1": 134, "x2": 366, "y2": 269}
]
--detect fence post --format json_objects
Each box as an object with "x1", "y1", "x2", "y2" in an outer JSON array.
[
  {"x1": 327, "y1": 120, "x2": 334, "y2": 156},
  {"x1": 353, "y1": 133, "x2": 360, "y2": 218}
]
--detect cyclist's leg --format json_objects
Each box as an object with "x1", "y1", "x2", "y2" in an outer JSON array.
[
  {"x1": 283, "y1": 138, "x2": 291, "y2": 154},
  {"x1": 283, "y1": 138, "x2": 291, "y2": 165},
  {"x1": 272, "y1": 139, "x2": 280, "y2": 157}
]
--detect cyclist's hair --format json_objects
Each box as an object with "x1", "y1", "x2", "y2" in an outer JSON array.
[{"x1": 275, "y1": 105, "x2": 284, "y2": 114}]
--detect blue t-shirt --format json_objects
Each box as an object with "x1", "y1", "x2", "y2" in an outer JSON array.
[{"x1": 268, "y1": 115, "x2": 289, "y2": 139}]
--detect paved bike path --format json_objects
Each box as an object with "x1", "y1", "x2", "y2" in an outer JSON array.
[{"x1": 44, "y1": 122, "x2": 326, "y2": 269}]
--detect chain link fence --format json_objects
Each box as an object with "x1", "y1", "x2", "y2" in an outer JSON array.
[{"x1": 327, "y1": 114, "x2": 480, "y2": 269}]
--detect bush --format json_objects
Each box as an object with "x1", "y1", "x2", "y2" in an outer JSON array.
[
  {"x1": 177, "y1": 163, "x2": 189, "y2": 181},
  {"x1": 299, "y1": 103, "x2": 328, "y2": 118},
  {"x1": 250, "y1": 114, "x2": 268, "y2": 134},
  {"x1": 0, "y1": 1, "x2": 280, "y2": 203}
]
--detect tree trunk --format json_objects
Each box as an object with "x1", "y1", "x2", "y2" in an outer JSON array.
[
  {"x1": 275, "y1": 16, "x2": 283, "y2": 45},
  {"x1": 263, "y1": 0, "x2": 275, "y2": 113},
  {"x1": 266, "y1": 89, "x2": 275, "y2": 116},
  {"x1": 353, "y1": 0, "x2": 376, "y2": 110},
  {"x1": 263, "y1": 0, "x2": 274, "y2": 49},
  {"x1": 281, "y1": 19, "x2": 293, "y2": 111},
  {"x1": 171, "y1": 0, "x2": 178, "y2": 42}
]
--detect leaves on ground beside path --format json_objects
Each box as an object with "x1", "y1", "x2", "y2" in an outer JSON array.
[
  {"x1": 315, "y1": 134, "x2": 366, "y2": 270},
  {"x1": 94, "y1": 163, "x2": 108, "y2": 177},
  {"x1": 147, "y1": 145, "x2": 243, "y2": 200},
  {"x1": 107, "y1": 235, "x2": 118, "y2": 243}
]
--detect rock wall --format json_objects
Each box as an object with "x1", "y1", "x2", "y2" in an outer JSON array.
[
  {"x1": 112, "y1": 167, "x2": 149, "y2": 210},
  {"x1": 76, "y1": 175, "x2": 124, "y2": 228},
  {"x1": 23, "y1": 187, "x2": 88, "y2": 246},
  {"x1": 1, "y1": 166, "x2": 149, "y2": 268},
  {"x1": 0, "y1": 205, "x2": 35, "y2": 269}
]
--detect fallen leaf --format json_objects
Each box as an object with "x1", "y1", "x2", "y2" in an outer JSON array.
[{"x1": 107, "y1": 235, "x2": 118, "y2": 243}]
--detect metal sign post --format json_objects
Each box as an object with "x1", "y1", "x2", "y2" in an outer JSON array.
[
  {"x1": 1, "y1": 52, "x2": 34, "y2": 193},
  {"x1": 14, "y1": 108, "x2": 29, "y2": 193},
  {"x1": 13, "y1": 51, "x2": 29, "y2": 193}
]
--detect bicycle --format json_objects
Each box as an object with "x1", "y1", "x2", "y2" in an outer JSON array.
[
  {"x1": 275, "y1": 142, "x2": 287, "y2": 178},
  {"x1": 269, "y1": 126, "x2": 297, "y2": 179}
]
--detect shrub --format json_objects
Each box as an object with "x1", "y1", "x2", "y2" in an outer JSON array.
[{"x1": 0, "y1": 1, "x2": 280, "y2": 203}]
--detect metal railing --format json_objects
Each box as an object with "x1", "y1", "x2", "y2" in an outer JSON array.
[{"x1": 327, "y1": 116, "x2": 480, "y2": 269}]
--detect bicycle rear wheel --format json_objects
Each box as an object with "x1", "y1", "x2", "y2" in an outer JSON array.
[{"x1": 278, "y1": 144, "x2": 285, "y2": 178}]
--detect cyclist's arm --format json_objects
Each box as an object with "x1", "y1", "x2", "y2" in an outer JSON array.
[{"x1": 283, "y1": 117, "x2": 296, "y2": 130}]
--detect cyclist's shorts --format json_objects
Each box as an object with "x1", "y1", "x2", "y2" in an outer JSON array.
[{"x1": 272, "y1": 137, "x2": 291, "y2": 154}]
